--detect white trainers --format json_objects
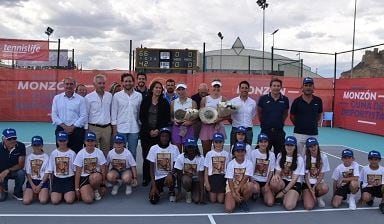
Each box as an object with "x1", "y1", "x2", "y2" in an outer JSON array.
[
  {"x1": 348, "y1": 194, "x2": 356, "y2": 210},
  {"x1": 94, "y1": 190, "x2": 102, "y2": 201},
  {"x1": 125, "y1": 185, "x2": 132, "y2": 195},
  {"x1": 169, "y1": 194, "x2": 176, "y2": 202},
  {"x1": 186, "y1": 192, "x2": 192, "y2": 203},
  {"x1": 317, "y1": 197, "x2": 325, "y2": 208},
  {"x1": 111, "y1": 184, "x2": 120, "y2": 196}
]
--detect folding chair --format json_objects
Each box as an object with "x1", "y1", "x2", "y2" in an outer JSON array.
[{"x1": 321, "y1": 112, "x2": 333, "y2": 128}]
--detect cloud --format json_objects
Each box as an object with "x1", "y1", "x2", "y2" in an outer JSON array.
[
  {"x1": 0, "y1": 0, "x2": 28, "y2": 7},
  {"x1": 296, "y1": 31, "x2": 326, "y2": 39}
]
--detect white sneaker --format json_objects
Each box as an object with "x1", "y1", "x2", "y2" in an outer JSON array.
[
  {"x1": 348, "y1": 195, "x2": 356, "y2": 210},
  {"x1": 169, "y1": 195, "x2": 176, "y2": 202},
  {"x1": 105, "y1": 182, "x2": 113, "y2": 188},
  {"x1": 94, "y1": 190, "x2": 102, "y2": 201},
  {"x1": 125, "y1": 185, "x2": 132, "y2": 195},
  {"x1": 111, "y1": 184, "x2": 120, "y2": 196},
  {"x1": 186, "y1": 192, "x2": 192, "y2": 203},
  {"x1": 317, "y1": 197, "x2": 325, "y2": 208}
]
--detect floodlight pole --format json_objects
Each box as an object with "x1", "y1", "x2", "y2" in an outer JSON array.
[
  {"x1": 257, "y1": 0, "x2": 268, "y2": 75},
  {"x1": 351, "y1": 0, "x2": 357, "y2": 78}
]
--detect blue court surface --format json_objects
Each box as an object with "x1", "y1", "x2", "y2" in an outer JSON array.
[{"x1": 0, "y1": 122, "x2": 383, "y2": 224}]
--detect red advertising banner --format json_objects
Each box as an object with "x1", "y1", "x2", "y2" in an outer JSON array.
[
  {"x1": 0, "y1": 38, "x2": 49, "y2": 61},
  {"x1": 0, "y1": 69, "x2": 334, "y2": 127},
  {"x1": 334, "y1": 78, "x2": 384, "y2": 136}
]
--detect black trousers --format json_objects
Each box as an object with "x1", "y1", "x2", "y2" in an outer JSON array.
[
  {"x1": 140, "y1": 136, "x2": 158, "y2": 182},
  {"x1": 55, "y1": 126, "x2": 85, "y2": 154},
  {"x1": 261, "y1": 128, "x2": 285, "y2": 158}
]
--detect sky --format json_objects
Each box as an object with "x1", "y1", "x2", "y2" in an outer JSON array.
[{"x1": 0, "y1": 0, "x2": 383, "y2": 77}]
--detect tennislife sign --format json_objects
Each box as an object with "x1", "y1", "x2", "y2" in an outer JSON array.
[{"x1": 0, "y1": 38, "x2": 49, "y2": 61}]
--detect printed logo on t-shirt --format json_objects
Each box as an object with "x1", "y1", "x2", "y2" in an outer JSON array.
[
  {"x1": 234, "y1": 168, "x2": 246, "y2": 187},
  {"x1": 112, "y1": 159, "x2": 126, "y2": 171},
  {"x1": 367, "y1": 174, "x2": 382, "y2": 187},
  {"x1": 157, "y1": 153, "x2": 171, "y2": 172},
  {"x1": 84, "y1": 157, "x2": 98, "y2": 174},
  {"x1": 282, "y1": 161, "x2": 293, "y2": 179},
  {"x1": 212, "y1": 156, "x2": 226, "y2": 175},
  {"x1": 254, "y1": 159, "x2": 269, "y2": 177},
  {"x1": 55, "y1": 157, "x2": 69, "y2": 176},
  {"x1": 31, "y1": 159, "x2": 43, "y2": 178},
  {"x1": 341, "y1": 169, "x2": 354, "y2": 185},
  {"x1": 183, "y1": 163, "x2": 197, "y2": 177},
  {"x1": 310, "y1": 163, "x2": 320, "y2": 178}
]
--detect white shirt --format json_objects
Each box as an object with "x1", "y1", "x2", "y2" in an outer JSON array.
[
  {"x1": 174, "y1": 153, "x2": 205, "y2": 179},
  {"x1": 48, "y1": 148, "x2": 77, "y2": 178},
  {"x1": 107, "y1": 148, "x2": 137, "y2": 171},
  {"x1": 250, "y1": 148, "x2": 276, "y2": 182},
  {"x1": 205, "y1": 95, "x2": 222, "y2": 108},
  {"x1": 85, "y1": 91, "x2": 113, "y2": 129},
  {"x1": 51, "y1": 92, "x2": 87, "y2": 127},
  {"x1": 204, "y1": 149, "x2": 231, "y2": 176},
  {"x1": 73, "y1": 147, "x2": 107, "y2": 177},
  {"x1": 359, "y1": 165, "x2": 384, "y2": 188},
  {"x1": 304, "y1": 154, "x2": 330, "y2": 184},
  {"x1": 111, "y1": 90, "x2": 142, "y2": 133},
  {"x1": 331, "y1": 161, "x2": 360, "y2": 186},
  {"x1": 146, "y1": 144, "x2": 180, "y2": 180},
  {"x1": 229, "y1": 96, "x2": 257, "y2": 128},
  {"x1": 225, "y1": 158, "x2": 254, "y2": 187},
  {"x1": 276, "y1": 154, "x2": 305, "y2": 183},
  {"x1": 25, "y1": 152, "x2": 50, "y2": 180}
]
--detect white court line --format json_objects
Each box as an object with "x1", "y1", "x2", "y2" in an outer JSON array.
[
  {"x1": 208, "y1": 214, "x2": 217, "y2": 224},
  {"x1": 0, "y1": 207, "x2": 379, "y2": 217}
]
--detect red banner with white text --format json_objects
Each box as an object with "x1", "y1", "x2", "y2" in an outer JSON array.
[{"x1": 0, "y1": 38, "x2": 49, "y2": 61}]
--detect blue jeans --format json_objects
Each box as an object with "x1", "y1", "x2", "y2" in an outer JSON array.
[
  {"x1": 0, "y1": 169, "x2": 26, "y2": 201},
  {"x1": 118, "y1": 132, "x2": 139, "y2": 160}
]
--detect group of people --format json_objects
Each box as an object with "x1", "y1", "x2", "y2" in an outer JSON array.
[{"x1": 0, "y1": 73, "x2": 383, "y2": 214}]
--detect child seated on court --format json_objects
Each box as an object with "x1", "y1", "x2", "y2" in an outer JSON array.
[
  {"x1": 23, "y1": 136, "x2": 50, "y2": 205},
  {"x1": 224, "y1": 142, "x2": 254, "y2": 213},
  {"x1": 331, "y1": 149, "x2": 360, "y2": 210},
  {"x1": 49, "y1": 131, "x2": 77, "y2": 204},
  {"x1": 147, "y1": 128, "x2": 180, "y2": 204},
  {"x1": 204, "y1": 133, "x2": 231, "y2": 204},
  {"x1": 107, "y1": 134, "x2": 138, "y2": 196},
  {"x1": 359, "y1": 150, "x2": 384, "y2": 213},
  {"x1": 174, "y1": 138, "x2": 205, "y2": 203},
  {"x1": 74, "y1": 132, "x2": 107, "y2": 204}
]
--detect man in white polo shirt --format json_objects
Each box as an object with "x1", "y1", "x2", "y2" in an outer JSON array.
[
  {"x1": 85, "y1": 74, "x2": 113, "y2": 156},
  {"x1": 229, "y1": 80, "x2": 257, "y2": 146},
  {"x1": 111, "y1": 73, "x2": 142, "y2": 159}
]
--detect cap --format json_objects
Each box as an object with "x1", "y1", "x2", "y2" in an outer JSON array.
[
  {"x1": 2, "y1": 128, "x2": 17, "y2": 139},
  {"x1": 114, "y1": 134, "x2": 126, "y2": 143},
  {"x1": 233, "y1": 142, "x2": 246, "y2": 151},
  {"x1": 303, "y1": 77, "x2": 314, "y2": 85},
  {"x1": 258, "y1": 133, "x2": 269, "y2": 142},
  {"x1": 159, "y1": 127, "x2": 171, "y2": 134},
  {"x1": 176, "y1": 83, "x2": 187, "y2": 89},
  {"x1": 211, "y1": 80, "x2": 222, "y2": 87},
  {"x1": 236, "y1": 126, "x2": 247, "y2": 134},
  {"x1": 285, "y1": 136, "x2": 297, "y2": 145},
  {"x1": 368, "y1": 150, "x2": 381, "y2": 159},
  {"x1": 212, "y1": 133, "x2": 224, "y2": 142},
  {"x1": 184, "y1": 138, "x2": 198, "y2": 148},
  {"x1": 85, "y1": 132, "x2": 97, "y2": 141},
  {"x1": 31, "y1": 136, "x2": 43, "y2": 146},
  {"x1": 341, "y1": 149, "x2": 354, "y2": 158},
  {"x1": 306, "y1": 137, "x2": 319, "y2": 147},
  {"x1": 57, "y1": 131, "x2": 68, "y2": 141}
]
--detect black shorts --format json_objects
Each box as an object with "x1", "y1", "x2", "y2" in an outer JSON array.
[
  {"x1": 302, "y1": 183, "x2": 314, "y2": 191},
  {"x1": 335, "y1": 183, "x2": 351, "y2": 200},
  {"x1": 52, "y1": 176, "x2": 75, "y2": 193},
  {"x1": 153, "y1": 176, "x2": 176, "y2": 194},
  {"x1": 252, "y1": 180, "x2": 267, "y2": 188},
  {"x1": 26, "y1": 179, "x2": 49, "y2": 189},
  {"x1": 208, "y1": 174, "x2": 226, "y2": 193},
  {"x1": 111, "y1": 168, "x2": 131, "y2": 177},
  {"x1": 283, "y1": 179, "x2": 302, "y2": 194},
  {"x1": 361, "y1": 185, "x2": 383, "y2": 198},
  {"x1": 80, "y1": 176, "x2": 90, "y2": 188}
]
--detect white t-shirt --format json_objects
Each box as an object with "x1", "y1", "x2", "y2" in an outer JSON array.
[
  {"x1": 225, "y1": 159, "x2": 254, "y2": 187},
  {"x1": 275, "y1": 154, "x2": 305, "y2": 183},
  {"x1": 304, "y1": 153, "x2": 330, "y2": 184},
  {"x1": 73, "y1": 147, "x2": 107, "y2": 177},
  {"x1": 249, "y1": 149, "x2": 276, "y2": 182},
  {"x1": 48, "y1": 148, "x2": 77, "y2": 178},
  {"x1": 25, "y1": 152, "x2": 50, "y2": 180},
  {"x1": 204, "y1": 149, "x2": 231, "y2": 176},
  {"x1": 331, "y1": 161, "x2": 360, "y2": 186},
  {"x1": 146, "y1": 144, "x2": 180, "y2": 180},
  {"x1": 359, "y1": 165, "x2": 384, "y2": 188},
  {"x1": 174, "y1": 153, "x2": 205, "y2": 179},
  {"x1": 107, "y1": 148, "x2": 137, "y2": 171}
]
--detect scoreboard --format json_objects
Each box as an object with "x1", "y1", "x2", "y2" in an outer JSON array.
[{"x1": 136, "y1": 48, "x2": 198, "y2": 70}]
